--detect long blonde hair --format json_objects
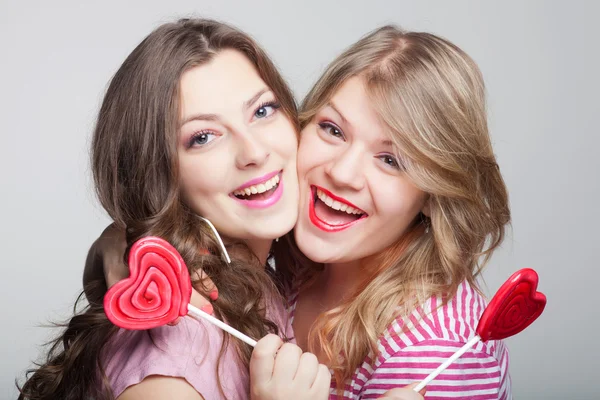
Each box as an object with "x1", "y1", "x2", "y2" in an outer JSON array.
[{"x1": 294, "y1": 25, "x2": 510, "y2": 389}]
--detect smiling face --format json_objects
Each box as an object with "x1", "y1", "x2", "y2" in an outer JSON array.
[
  {"x1": 294, "y1": 76, "x2": 428, "y2": 264},
  {"x1": 177, "y1": 49, "x2": 299, "y2": 243}
]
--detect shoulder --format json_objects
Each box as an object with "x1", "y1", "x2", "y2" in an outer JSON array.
[
  {"x1": 364, "y1": 281, "x2": 511, "y2": 398},
  {"x1": 117, "y1": 376, "x2": 204, "y2": 400},
  {"x1": 381, "y1": 281, "x2": 490, "y2": 354},
  {"x1": 104, "y1": 317, "x2": 248, "y2": 399},
  {"x1": 363, "y1": 339, "x2": 510, "y2": 400}
]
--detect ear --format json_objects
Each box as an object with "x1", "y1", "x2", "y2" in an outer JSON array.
[{"x1": 421, "y1": 196, "x2": 431, "y2": 217}]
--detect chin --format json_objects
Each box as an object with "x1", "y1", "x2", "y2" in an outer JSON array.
[
  {"x1": 293, "y1": 231, "x2": 332, "y2": 263},
  {"x1": 256, "y1": 216, "x2": 297, "y2": 240}
]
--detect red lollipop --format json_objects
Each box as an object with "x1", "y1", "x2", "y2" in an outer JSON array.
[
  {"x1": 103, "y1": 237, "x2": 191, "y2": 330},
  {"x1": 414, "y1": 268, "x2": 546, "y2": 392},
  {"x1": 103, "y1": 236, "x2": 257, "y2": 346},
  {"x1": 476, "y1": 268, "x2": 546, "y2": 341}
]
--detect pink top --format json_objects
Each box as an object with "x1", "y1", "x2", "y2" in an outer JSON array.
[
  {"x1": 103, "y1": 302, "x2": 293, "y2": 399},
  {"x1": 290, "y1": 280, "x2": 512, "y2": 400}
]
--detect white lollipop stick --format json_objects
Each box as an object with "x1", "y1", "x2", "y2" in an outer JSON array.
[
  {"x1": 187, "y1": 304, "x2": 258, "y2": 347},
  {"x1": 189, "y1": 218, "x2": 258, "y2": 345},
  {"x1": 413, "y1": 335, "x2": 481, "y2": 392}
]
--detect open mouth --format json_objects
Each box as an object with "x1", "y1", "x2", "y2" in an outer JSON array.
[
  {"x1": 230, "y1": 171, "x2": 283, "y2": 209},
  {"x1": 309, "y1": 185, "x2": 368, "y2": 232}
]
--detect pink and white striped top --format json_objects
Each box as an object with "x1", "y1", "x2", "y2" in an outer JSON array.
[{"x1": 290, "y1": 280, "x2": 512, "y2": 399}]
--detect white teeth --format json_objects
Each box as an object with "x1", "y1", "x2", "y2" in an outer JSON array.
[
  {"x1": 316, "y1": 189, "x2": 364, "y2": 215},
  {"x1": 265, "y1": 178, "x2": 275, "y2": 191},
  {"x1": 233, "y1": 174, "x2": 280, "y2": 197}
]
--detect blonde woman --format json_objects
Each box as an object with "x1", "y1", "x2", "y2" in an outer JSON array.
[{"x1": 279, "y1": 25, "x2": 512, "y2": 399}]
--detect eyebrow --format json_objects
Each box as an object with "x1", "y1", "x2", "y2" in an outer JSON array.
[
  {"x1": 180, "y1": 88, "x2": 271, "y2": 127},
  {"x1": 180, "y1": 113, "x2": 219, "y2": 126},
  {"x1": 244, "y1": 88, "x2": 270, "y2": 109},
  {"x1": 327, "y1": 101, "x2": 394, "y2": 147},
  {"x1": 326, "y1": 101, "x2": 349, "y2": 126}
]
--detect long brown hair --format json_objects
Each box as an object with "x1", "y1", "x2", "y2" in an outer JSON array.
[
  {"x1": 284, "y1": 25, "x2": 510, "y2": 389},
  {"x1": 18, "y1": 18, "x2": 298, "y2": 400}
]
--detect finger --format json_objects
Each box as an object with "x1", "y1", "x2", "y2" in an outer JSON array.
[
  {"x1": 293, "y1": 352, "x2": 319, "y2": 388},
  {"x1": 250, "y1": 334, "x2": 284, "y2": 384},
  {"x1": 380, "y1": 386, "x2": 425, "y2": 400},
  {"x1": 191, "y1": 268, "x2": 218, "y2": 300},
  {"x1": 310, "y1": 364, "x2": 331, "y2": 400},
  {"x1": 404, "y1": 382, "x2": 427, "y2": 396},
  {"x1": 99, "y1": 225, "x2": 128, "y2": 288},
  {"x1": 272, "y1": 342, "x2": 302, "y2": 383}
]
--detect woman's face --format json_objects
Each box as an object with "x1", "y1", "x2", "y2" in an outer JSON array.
[
  {"x1": 294, "y1": 76, "x2": 428, "y2": 264},
  {"x1": 177, "y1": 49, "x2": 299, "y2": 242}
]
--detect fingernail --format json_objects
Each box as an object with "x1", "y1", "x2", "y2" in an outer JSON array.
[
  {"x1": 209, "y1": 288, "x2": 219, "y2": 301},
  {"x1": 201, "y1": 304, "x2": 214, "y2": 315}
]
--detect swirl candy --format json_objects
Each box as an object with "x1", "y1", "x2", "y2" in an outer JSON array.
[
  {"x1": 414, "y1": 268, "x2": 546, "y2": 392},
  {"x1": 103, "y1": 237, "x2": 191, "y2": 330},
  {"x1": 476, "y1": 268, "x2": 546, "y2": 341},
  {"x1": 103, "y1": 236, "x2": 257, "y2": 346}
]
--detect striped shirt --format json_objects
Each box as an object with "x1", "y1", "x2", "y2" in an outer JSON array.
[{"x1": 290, "y1": 280, "x2": 512, "y2": 399}]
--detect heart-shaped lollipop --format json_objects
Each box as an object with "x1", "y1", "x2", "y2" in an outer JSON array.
[
  {"x1": 414, "y1": 268, "x2": 546, "y2": 392},
  {"x1": 103, "y1": 236, "x2": 257, "y2": 346},
  {"x1": 103, "y1": 237, "x2": 192, "y2": 330},
  {"x1": 476, "y1": 268, "x2": 546, "y2": 341}
]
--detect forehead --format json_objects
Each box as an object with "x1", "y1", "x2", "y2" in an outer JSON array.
[{"x1": 179, "y1": 49, "x2": 267, "y2": 117}]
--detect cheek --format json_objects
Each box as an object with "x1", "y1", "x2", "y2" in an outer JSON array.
[
  {"x1": 373, "y1": 180, "x2": 427, "y2": 221},
  {"x1": 297, "y1": 128, "x2": 324, "y2": 178},
  {"x1": 266, "y1": 118, "x2": 299, "y2": 159},
  {"x1": 178, "y1": 154, "x2": 226, "y2": 200}
]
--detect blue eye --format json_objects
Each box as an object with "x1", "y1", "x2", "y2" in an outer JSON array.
[
  {"x1": 254, "y1": 101, "x2": 280, "y2": 119},
  {"x1": 318, "y1": 122, "x2": 344, "y2": 139},
  {"x1": 188, "y1": 131, "x2": 217, "y2": 148}
]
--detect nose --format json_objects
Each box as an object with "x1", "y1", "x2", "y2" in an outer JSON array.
[
  {"x1": 325, "y1": 145, "x2": 365, "y2": 191},
  {"x1": 234, "y1": 129, "x2": 270, "y2": 170}
]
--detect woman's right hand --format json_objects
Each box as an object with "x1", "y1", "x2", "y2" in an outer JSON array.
[
  {"x1": 378, "y1": 383, "x2": 426, "y2": 399},
  {"x1": 250, "y1": 334, "x2": 331, "y2": 400}
]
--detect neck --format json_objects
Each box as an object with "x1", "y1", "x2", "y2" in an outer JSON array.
[
  {"x1": 317, "y1": 260, "x2": 365, "y2": 306},
  {"x1": 244, "y1": 238, "x2": 273, "y2": 266}
]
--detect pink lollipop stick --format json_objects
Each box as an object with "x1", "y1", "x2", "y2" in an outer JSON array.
[
  {"x1": 103, "y1": 236, "x2": 257, "y2": 347},
  {"x1": 413, "y1": 268, "x2": 546, "y2": 392}
]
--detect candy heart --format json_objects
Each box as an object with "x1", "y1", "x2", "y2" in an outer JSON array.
[
  {"x1": 476, "y1": 268, "x2": 546, "y2": 341},
  {"x1": 104, "y1": 237, "x2": 192, "y2": 330}
]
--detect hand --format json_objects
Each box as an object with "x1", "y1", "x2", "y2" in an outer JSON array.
[
  {"x1": 250, "y1": 334, "x2": 331, "y2": 400},
  {"x1": 83, "y1": 224, "x2": 128, "y2": 291},
  {"x1": 378, "y1": 383, "x2": 426, "y2": 399}
]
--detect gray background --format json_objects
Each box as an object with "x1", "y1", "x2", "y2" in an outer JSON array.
[{"x1": 2, "y1": 0, "x2": 598, "y2": 398}]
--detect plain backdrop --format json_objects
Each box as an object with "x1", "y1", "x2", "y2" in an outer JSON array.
[{"x1": 2, "y1": 1, "x2": 598, "y2": 398}]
